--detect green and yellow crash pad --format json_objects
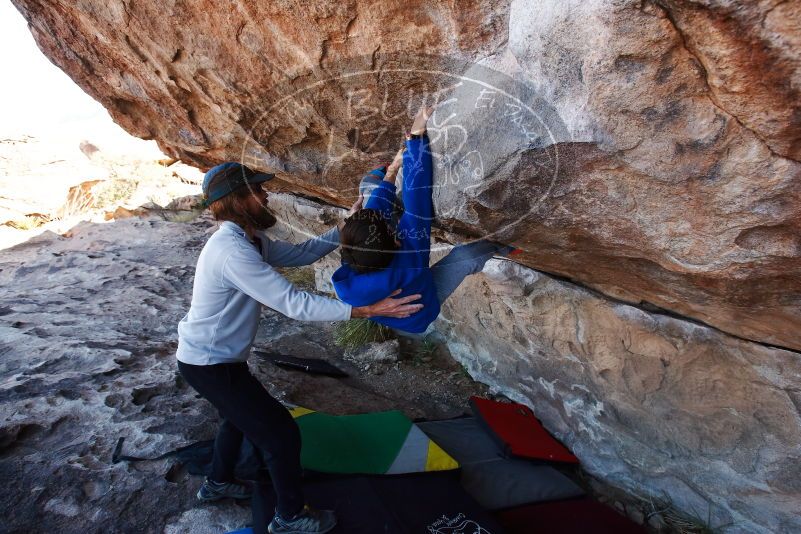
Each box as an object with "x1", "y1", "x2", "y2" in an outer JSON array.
[{"x1": 288, "y1": 406, "x2": 458, "y2": 475}]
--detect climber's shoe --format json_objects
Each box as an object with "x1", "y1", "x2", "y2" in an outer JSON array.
[
  {"x1": 196, "y1": 477, "x2": 252, "y2": 502},
  {"x1": 268, "y1": 504, "x2": 337, "y2": 534}
]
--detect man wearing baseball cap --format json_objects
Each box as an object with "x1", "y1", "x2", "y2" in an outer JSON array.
[{"x1": 176, "y1": 162, "x2": 423, "y2": 534}]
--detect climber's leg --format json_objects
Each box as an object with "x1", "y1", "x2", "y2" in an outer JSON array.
[{"x1": 430, "y1": 241, "x2": 515, "y2": 305}]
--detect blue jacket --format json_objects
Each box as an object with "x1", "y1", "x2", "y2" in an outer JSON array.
[{"x1": 332, "y1": 136, "x2": 440, "y2": 333}]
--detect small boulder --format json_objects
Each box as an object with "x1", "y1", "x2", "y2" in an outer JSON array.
[{"x1": 345, "y1": 340, "x2": 400, "y2": 364}]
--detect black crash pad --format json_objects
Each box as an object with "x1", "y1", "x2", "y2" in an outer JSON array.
[{"x1": 249, "y1": 470, "x2": 506, "y2": 534}]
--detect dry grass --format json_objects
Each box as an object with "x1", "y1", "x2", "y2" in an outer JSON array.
[
  {"x1": 4, "y1": 213, "x2": 49, "y2": 230},
  {"x1": 276, "y1": 267, "x2": 317, "y2": 291},
  {"x1": 158, "y1": 209, "x2": 204, "y2": 223},
  {"x1": 92, "y1": 179, "x2": 139, "y2": 210},
  {"x1": 333, "y1": 318, "x2": 394, "y2": 349}
]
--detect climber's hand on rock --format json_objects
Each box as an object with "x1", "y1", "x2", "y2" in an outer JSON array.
[{"x1": 409, "y1": 105, "x2": 434, "y2": 136}]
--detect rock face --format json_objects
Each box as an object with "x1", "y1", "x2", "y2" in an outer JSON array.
[
  {"x1": 438, "y1": 260, "x2": 801, "y2": 534},
  {"x1": 10, "y1": 0, "x2": 801, "y2": 350},
  {"x1": 0, "y1": 218, "x2": 224, "y2": 533},
  {"x1": 266, "y1": 191, "x2": 801, "y2": 533}
]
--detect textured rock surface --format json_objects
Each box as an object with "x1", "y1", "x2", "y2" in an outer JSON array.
[
  {"x1": 437, "y1": 259, "x2": 801, "y2": 534},
  {"x1": 345, "y1": 340, "x2": 401, "y2": 364},
  {"x1": 269, "y1": 191, "x2": 801, "y2": 533},
  {"x1": 0, "y1": 218, "x2": 230, "y2": 533},
  {"x1": 10, "y1": 0, "x2": 801, "y2": 350},
  {"x1": 0, "y1": 215, "x2": 489, "y2": 533}
]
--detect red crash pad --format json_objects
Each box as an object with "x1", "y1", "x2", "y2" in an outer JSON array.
[
  {"x1": 496, "y1": 498, "x2": 647, "y2": 534},
  {"x1": 470, "y1": 396, "x2": 579, "y2": 463}
]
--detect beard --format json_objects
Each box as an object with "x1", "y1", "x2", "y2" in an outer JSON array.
[{"x1": 244, "y1": 205, "x2": 277, "y2": 230}]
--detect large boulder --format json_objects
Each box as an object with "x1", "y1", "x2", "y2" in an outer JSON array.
[
  {"x1": 266, "y1": 191, "x2": 801, "y2": 533},
  {"x1": 10, "y1": 0, "x2": 801, "y2": 350},
  {"x1": 438, "y1": 258, "x2": 801, "y2": 534}
]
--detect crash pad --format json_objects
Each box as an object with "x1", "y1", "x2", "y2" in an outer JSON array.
[
  {"x1": 470, "y1": 396, "x2": 579, "y2": 463},
  {"x1": 246, "y1": 470, "x2": 507, "y2": 534},
  {"x1": 114, "y1": 408, "x2": 458, "y2": 479},
  {"x1": 496, "y1": 497, "x2": 647, "y2": 534},
  {"x1": 418, "y1": 417, "x2": 584, "y2": 510},
  {"x1": 289, "y1": 407, "x2": 458, "y2": 474}
]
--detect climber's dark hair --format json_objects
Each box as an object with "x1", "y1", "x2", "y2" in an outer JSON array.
[{"x1": 340, "y1": 209, "x2": 398, "y2": 273}]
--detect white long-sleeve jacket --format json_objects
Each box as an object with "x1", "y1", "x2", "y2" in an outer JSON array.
[{"x1": 176, "y1": 221, "x2": 350, "y2": 365}]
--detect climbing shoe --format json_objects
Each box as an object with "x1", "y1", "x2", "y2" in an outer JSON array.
[
  {"x1": 196, "y1": 477, "x2": 252, "y2": 501},
  {"x1": 492, "y1": 243, "x2": 521, "y2": 257},
  {"x1": 268, "y1": 504, "x2": 337, "y2": 534}
]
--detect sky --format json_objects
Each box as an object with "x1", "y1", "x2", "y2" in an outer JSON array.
[{"x1": 0, "y1": 2, "x2": 110, "y2": 136}]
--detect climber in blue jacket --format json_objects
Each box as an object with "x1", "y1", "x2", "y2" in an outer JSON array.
[{"x1": 333, "y1": 106, "x2": 516, "y2": 333}]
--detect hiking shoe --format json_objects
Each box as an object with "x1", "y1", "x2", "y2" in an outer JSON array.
[
  {"x1": 268, "y1": 505, "x2": 337, "y2": 534},
  {"x1": 196, "y1": 477, "x2": 252, "y2": 501}
]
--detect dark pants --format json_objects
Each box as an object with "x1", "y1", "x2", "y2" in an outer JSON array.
[
  {"x1": 430, "y1": 240, "x2": 512, "y2": 305},
  {"x1": 177, "y1": 360, "x2": 304, "y2": 532}
]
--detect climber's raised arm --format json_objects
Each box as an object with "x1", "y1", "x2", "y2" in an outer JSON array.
[
  {"x1": 397, "y1": 106, "x2": 434, "y2": 257},
  {"x1": 383, "y1": 147, "x2": 404, "y2": 185}
]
